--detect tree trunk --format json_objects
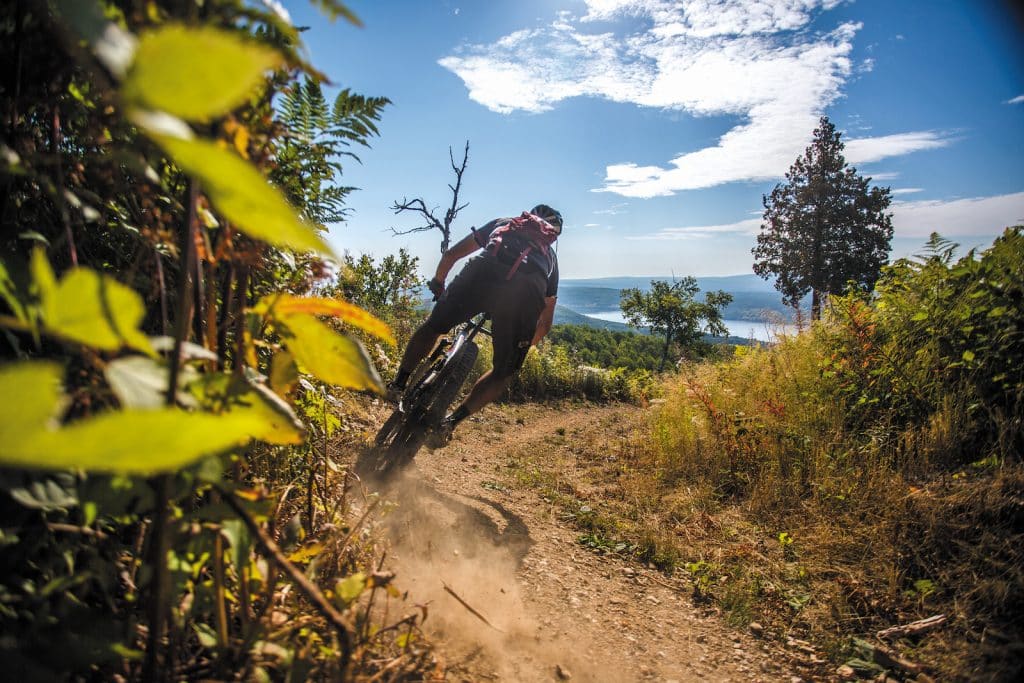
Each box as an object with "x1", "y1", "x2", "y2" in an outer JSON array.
[
  {"x1": 660, "y1": 330, "x2": 672, "y2": 371},
  {"x1": 811, "y1": 289, "x2": 821, "y2": 320}
]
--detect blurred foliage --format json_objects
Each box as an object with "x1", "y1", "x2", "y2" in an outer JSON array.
[
  {"x1": 509, "y1": 342, "x2": 657, "y2": 404},
  {"x1": 0, "y1": 1, "x2": 439, "y2": 679}
]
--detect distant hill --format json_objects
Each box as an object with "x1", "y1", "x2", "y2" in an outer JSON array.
[
  {"x1": 561, "y1": 274, "x2": 776, "y2": 293},
  {"x1": 554, "y1": 305, "x2": 755, "y2": 346},
  {"x1": 553, "y1": 305, "x2": 633, "y2": 332},
  {"x1": 558, "y1": 274, "x2": 806, "y2": 322}
]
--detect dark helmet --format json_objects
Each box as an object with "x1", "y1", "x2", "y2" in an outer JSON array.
[{"x1": 530, "y1": 204, "x2": 563, "y2": 232}]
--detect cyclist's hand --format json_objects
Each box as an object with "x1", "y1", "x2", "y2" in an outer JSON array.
[{"x1": 427, "y1": 277, "x2": 445, "y2": 300}]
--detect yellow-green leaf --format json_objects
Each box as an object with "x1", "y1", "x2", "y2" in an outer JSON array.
[
  {"x1": 44, "y1": 268, "x2": 153, "y2": 354},
  {"x1": 0, "y1": 362, "x2": 65, "y2": 438},
  {"x1": 123, "y1": 25, "x2": 282, "y2": 121},
  {"x1": 0, "y1": 361, "x2": 282, "y2": 474},
  {"x1": 255, "y1": 293, "x2": 394, "y2": 344},
  {"x1": 147, "y1": 133, "x2": 332, "y2": 256},
  {"x1": 189, "y1": 373, "x2": 306, "y2": 445},
  {"x1": 335, "y1": 572, "x2": 366, "y2": 606},
  {"x1": 278, "y1": 314, "x2": 383, "y2": 393},
  {"x1": 287, "y1": 542, "x2": 324, "y2": 565},
  {"x1": 270, "y1": 351, "x2": 299, "y2": 396},
  {"x1": 30, "y1": 248, "x2": 57, "y2": 303}
]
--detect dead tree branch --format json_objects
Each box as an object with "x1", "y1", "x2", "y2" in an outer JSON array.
[{"x1": 390, "y1": 140, "x2": 470, "y2": 253}]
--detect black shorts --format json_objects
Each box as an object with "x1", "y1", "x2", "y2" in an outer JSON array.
[{"x1": 425, "y1": 254, "x2": 547, "y2": 376}]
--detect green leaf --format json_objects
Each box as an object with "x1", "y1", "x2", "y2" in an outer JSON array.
[
  {"x1": 287, "y1": 541, "x2": 324, "y2": 565},
  {"x1": 0, "y1": 361, "x2": 65, "y2": 433},
  {"x1": 6, "y1": 473, "x2": 79, "y2": 511},
  {"x1": 144, "y1": 132, "x2": 332, "y2": 256},
  {"x1": 189, "y1": 373, "x2": 306, "y2": 445},
  {"x1": 270, "y1": 351, "x2": 299, "y2": 396},
  {"x1": 335, "y1": 572, "x2": 366, "y2": 605},
  {"x1": 5, "y1": 409, "x2": 266, "y2": 475},
  {"x1": 962, "y1": 349, "x2": 976, "y2": 363},
  {"x1": 221, "y1": 519, "x2": 252, "y2": 575},
  {"x1": 105, "y1": 356, "x2": 198, "y2": 409},
  {"x1": 311, "y1": 0, "x2": 363, "y2": 25},
  {"x1": 40, "y1": 267, "x2": 153, "y2": 354},
  {"x1": 193, "y1": 622, "x2": 219, "y2": 649},
  {"x1": 123, "y1": 25, "x2": 282, "y2": 121},
  {"x1": 0, "y1": 362, "x2": 268, "y2": 474},
  {"x1": 278, "y1": 313, "x2": 383, "y2": 392},
  {"x1": 30, "y1": 248, "x2": 57, "y2": 303},
  {"x1": 0, "y1": 259, "x2": 29, "y2": 324}
]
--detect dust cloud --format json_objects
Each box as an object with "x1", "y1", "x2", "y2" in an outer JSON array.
[{"x1": 367, "y1": 471, "x2": 600, "y2": 681}]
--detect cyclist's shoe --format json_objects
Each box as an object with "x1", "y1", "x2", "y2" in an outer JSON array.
[
  {"x1": 384, "y1": 381, "x2": 405, "y2": 405},
  {"x1": 425, "y1": 417, "x2": 457, "y2": 449}
]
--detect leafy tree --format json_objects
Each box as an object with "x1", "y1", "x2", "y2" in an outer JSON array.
[
  {"x1": 547, "y1": 324, "x2": 665, "y2": 372},
  {"x1": 620, "y1": 278, "x2": 732, "y2": 370},
  {"x1": 330, "y1": 248, "x2": 424, "y2": 347},
  {"x1": 753, "y1": 116, "x2": 893, "y2": 319}
]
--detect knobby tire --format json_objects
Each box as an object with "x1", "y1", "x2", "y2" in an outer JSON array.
[{"x1": 360, "y1": 340, "x2": 479, "y2": 481}]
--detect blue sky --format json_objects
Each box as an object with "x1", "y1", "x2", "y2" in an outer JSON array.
[{"x1": 277, "y1": 0, "x2": 1024, "y2": 279}]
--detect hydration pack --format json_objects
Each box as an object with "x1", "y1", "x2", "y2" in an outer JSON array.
[{"x1": 485, "y1": 211, "x2": 559, "y2": 279}]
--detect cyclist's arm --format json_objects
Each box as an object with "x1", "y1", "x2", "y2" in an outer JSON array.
[
  {"x1": 531, "y1": 296, "x2": 557, "y2": 346},
  {"x1": 434, "y1": 232, "x2": 482, "y2": 283}
]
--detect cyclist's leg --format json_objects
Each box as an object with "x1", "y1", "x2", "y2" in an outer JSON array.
[
  {"x1": 446, "y1": 271, "x2": 544, "y2": 422},
  {"x1": 394, "y1": 323, "x2": 442, "y2": 380},
  {"x1": 393, "y1": 259, "x2": 490, "y2": 385}
]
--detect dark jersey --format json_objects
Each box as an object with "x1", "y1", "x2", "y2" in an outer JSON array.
[{"x1": 474, "y1": 218, "x2": 559, "y2": 298}]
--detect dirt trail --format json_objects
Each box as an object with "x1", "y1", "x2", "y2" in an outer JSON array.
[{"x1": 366, "y1": 402, "x2": 805, "y2": 682}]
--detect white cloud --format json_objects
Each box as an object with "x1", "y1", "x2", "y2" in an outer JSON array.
[
  {"x1": 1007, "y1": 94, "x2": 1024, "y2": 105},
  {"x1": 628, "y1": 216, "x2": 762, "y2": 240},
  {"x1": 440, "y1": 0, "x2": 952, "y2": 197},
  {"x1": 890, "y1": 188, "x2": 923, "y2": 195},
  {"x1": 891, "y1": 191, "x2": 1024, "y2": 238},
  {"x1": 845, "y1": 131, "x2": 952, "y2": 164}
]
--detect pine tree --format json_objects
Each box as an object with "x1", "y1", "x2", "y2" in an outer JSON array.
[{"x1": 753, "y1": 116, "x2": 893, "y2": 319}]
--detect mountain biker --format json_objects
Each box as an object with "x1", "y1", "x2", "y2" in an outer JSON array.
[{"x1": 386, "y1": 204, "x2": 563, "y2": 447}]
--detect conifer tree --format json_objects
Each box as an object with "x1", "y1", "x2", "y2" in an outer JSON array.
[{"x1": 753, "y1": 116, "x2": 893, "y2": 319}]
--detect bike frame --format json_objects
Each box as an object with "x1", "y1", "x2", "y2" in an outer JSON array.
[
  {"x1": 401, "y1": 313, "x2": 491, "y2": 415},
  {"x1": 360, "y1": 314, "x2": 491, "y2": 479}
]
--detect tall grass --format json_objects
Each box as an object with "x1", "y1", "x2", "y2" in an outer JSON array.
[
  {"x1": 509, "y1": 343, "x2": 658, "y2": 403},
  {"x1": 629, "y1": 229, "x2": 1023, "y2": 681}
]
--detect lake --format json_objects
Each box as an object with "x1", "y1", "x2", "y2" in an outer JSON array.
[{"x1": 584, "y1": 311, "x2": 798, "y2": 342}]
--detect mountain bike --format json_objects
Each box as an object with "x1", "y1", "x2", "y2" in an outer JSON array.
[{"x1": 357, "y1": 314, "x2": 490, "y2": 480}]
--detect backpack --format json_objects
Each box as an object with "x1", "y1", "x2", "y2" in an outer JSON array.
[{"x1": 484, "y1": 211, "x2": 559, "y2": 279}]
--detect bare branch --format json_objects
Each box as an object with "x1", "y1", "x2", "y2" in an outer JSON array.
[{"x1": 390, "y1": 141, "x2": 470, "y2": 253}]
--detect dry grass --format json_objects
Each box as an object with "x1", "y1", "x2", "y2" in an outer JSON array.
[{"x1": 506, "y1": 328, "x2": 1024, "y2": 682}]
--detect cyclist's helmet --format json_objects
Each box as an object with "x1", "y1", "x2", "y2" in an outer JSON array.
[{"x1": 530, "y1": 204, "x2": 563, "y2": 233}]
